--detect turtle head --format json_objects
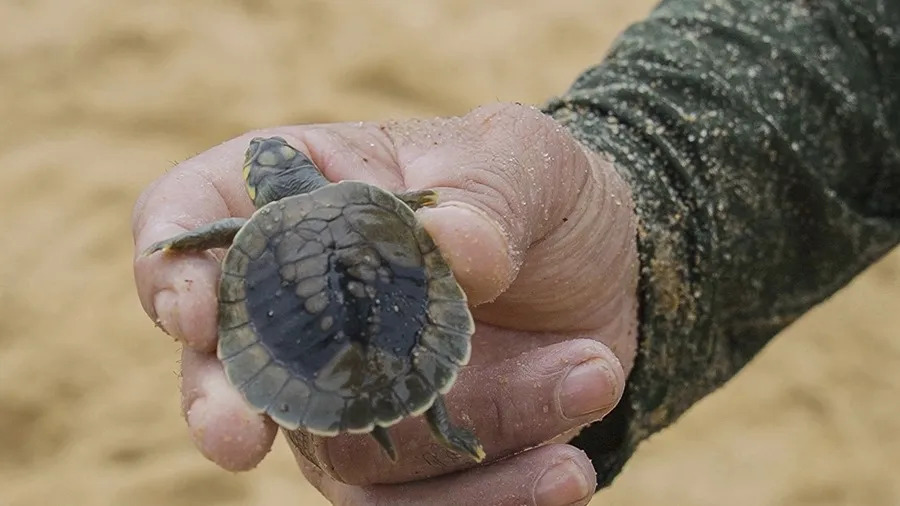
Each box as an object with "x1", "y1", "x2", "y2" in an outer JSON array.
[{"x1": 242, "y1": 136, "x2": 329, "y2": 208}]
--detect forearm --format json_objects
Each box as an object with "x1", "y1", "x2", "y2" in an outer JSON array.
[{"x1": 543, "y1": 0, "x2": 900, "y2": 488}]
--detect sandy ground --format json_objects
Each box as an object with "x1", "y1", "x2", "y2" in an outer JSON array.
[{"x1": 1, "y1": 1, "x2": 898, "y2": 505}]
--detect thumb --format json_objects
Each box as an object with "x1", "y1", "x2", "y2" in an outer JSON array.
[
  {"x1": 416, "y1": 201, "x2": 514, "y2": 307},
  {"x1": 395, "y1": 104, "x2": 637, "y2": 333}
]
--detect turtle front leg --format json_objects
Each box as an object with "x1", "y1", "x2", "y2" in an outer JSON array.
[
  {"x1": 425, "y1": 395, "x2": 485, "y2": 463},
  {"x1": 396, "y1": 189, "x2": 438, "y2": 211},
  {"x1": 142, "y1": 218, "x2": 248, "y2": 256}
]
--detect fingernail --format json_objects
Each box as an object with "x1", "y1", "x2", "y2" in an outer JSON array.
[
  {"x1": 153, "y1": 289, "x2": 183, "y2": 340},
  {"x1": 534, "y1": 459, "x2": 592, "y2": 506},
  {"x1": 559, "y1": 359, "x2": 617, "y2": 419}
]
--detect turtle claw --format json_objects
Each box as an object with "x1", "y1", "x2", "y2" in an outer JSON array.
[
  {"x1": 141, "y1": 240, "x2": 172, "y2": 257},
  {"x1": 441, "y1": 426, "x2": 486, "y2": 463},
  {"x1": 425, "y1": 395, "x2": 486, "y2": 463},
  {"x1": 396, "y1": 189, "x2": 439, "y2": 211},
  {"x1": 371, "y1": 425, "x2": 398, "y2": 462}
]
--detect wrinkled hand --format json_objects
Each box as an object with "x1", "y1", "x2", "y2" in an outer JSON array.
[{"x1": 132, "y1": 103, "x2": 639, "y2": 506}]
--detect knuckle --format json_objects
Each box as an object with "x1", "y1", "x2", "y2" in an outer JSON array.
[
  {"x1": 480, "y1": 339, "x2": 618, "y2": 446},
  {"x1": 461, "y1": 102, "x2": 589, "y2": 244},
  {"x1": 482, "y1": 376, "x2": 550, "y2": 445}
]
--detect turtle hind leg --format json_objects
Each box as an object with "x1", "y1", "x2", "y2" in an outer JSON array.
[
  {"x1": 425, "y1": 395, "x2": 485, "y2": 463},
  {"x1": 370, "y1": 425, "x2": 398, "y2": 462},
  {"x1": 142, "y1": 217, "x2": 248, "y2": 256},
  {"x1": 396, "y1": 189, "x2": 438, "y2": 211}
]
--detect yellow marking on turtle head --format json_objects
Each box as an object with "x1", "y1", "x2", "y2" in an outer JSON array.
[
  {"x1": 279, "y1": 144, "x2": 297, "y2": 160},
  {"x1": 256, "y1": 149, "x2": 277, "y2": 166},
  {"x1": 242, "y1": 163, "x2": 257, "y2": 201}
]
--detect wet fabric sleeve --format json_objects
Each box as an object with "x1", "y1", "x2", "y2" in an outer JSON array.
[{"x1": 542, "y1": 0, "x2": 900, "y2": 488}]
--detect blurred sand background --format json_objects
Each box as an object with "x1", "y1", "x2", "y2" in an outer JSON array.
[{"x1": 1, "y1": 1, "x2": 898, "y2": 505}]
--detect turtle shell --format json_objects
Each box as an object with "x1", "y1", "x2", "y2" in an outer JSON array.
[{"x1": 215, "y1": 180, "x2": 474, "y2": 436}]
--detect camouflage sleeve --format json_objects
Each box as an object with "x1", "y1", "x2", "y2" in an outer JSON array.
[{"x1": 542, "y1": 0, "x2": 900, "y2": 488}]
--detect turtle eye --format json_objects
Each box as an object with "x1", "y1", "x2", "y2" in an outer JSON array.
[{"x1": 245, "y1": 137, "x2": 263, "y2": 162}]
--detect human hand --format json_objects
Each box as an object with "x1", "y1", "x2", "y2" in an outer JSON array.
[{"x1": 133, "y1": 103, "x2": 639, "y2": 505}]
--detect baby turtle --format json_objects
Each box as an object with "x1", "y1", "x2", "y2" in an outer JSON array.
[{"x1": 144, "y1": 136, "x2": 484, "y2": 463}]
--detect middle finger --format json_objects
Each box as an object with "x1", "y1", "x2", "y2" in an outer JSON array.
[{"x1": 288, "y1": 338, "x2": 624, "y2": 486}]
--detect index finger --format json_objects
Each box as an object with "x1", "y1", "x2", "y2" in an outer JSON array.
[
  {"x1": 129, "y1": 127, "x2": 400, "y2": 472},
  {"x1": 130, "y1": 132, "x2": 290, "y2": 470},
  {"x1": 132, "y1": 132, "x2": 265, "y2": 349}
]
